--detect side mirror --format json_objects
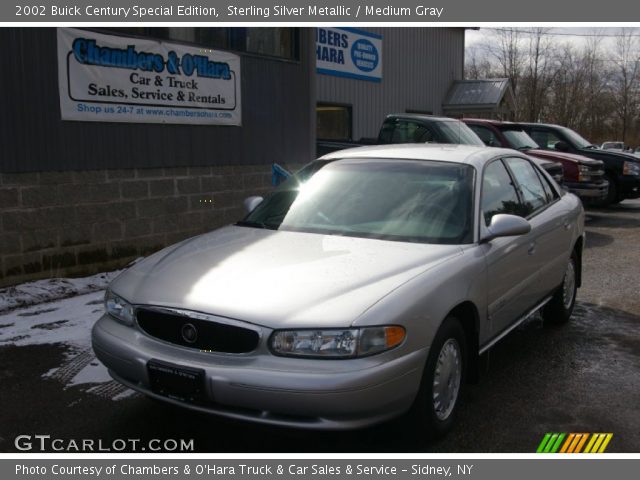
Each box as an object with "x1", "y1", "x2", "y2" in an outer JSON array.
[
  {"x1": 481, "y1": 214, "x2": 531, "y2": 243},
  {"x1": 554, "y1": 141, "x2": 570, "y2": 152},
  {"x1": 243, "y1": 196, "x2": 263, "y2": 214}
]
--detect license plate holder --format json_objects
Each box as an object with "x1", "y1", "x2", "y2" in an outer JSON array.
[{"x1": 147, "y1": 360, "x2": 205, "y2": 403}]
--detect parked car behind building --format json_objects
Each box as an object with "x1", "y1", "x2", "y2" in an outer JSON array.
[
  {"x1": 319, "y1": 114, "x2": 562, "y2": 182},
  {"x1": 516, "y1": 123, "x2": 640, "y2": 205},
  {"x1": 463, "y1": 119, "x2": 608, "y2": 204},
  {"x1": 601, "y1": 141, "x2": 625, "y2": 152},
  {"x1": 317, "y1": 114, "x2": 485, "y2": 157}
]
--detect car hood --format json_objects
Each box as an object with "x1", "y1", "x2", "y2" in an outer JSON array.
[
  {"x1": 110, "y1": 226, "x2": 463, "y2": 328},
  {"x1": 527, "y1": 149, "x2": 603, "y2": 166},
  {"x1": 579, "y1": 148, "x2": 640, "y2": 164}
]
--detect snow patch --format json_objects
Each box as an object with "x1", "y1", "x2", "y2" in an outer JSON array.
[
  {"x1": 0, "y1": 270, "x2": 124, "y2": 314},
  {"x1": 0, "y1": 273, "x2": 137, "y2": 402}
]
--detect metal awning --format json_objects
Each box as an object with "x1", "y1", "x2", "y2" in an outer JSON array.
[{"x1": 443, "y1": 79, "x2": 515, "y2": 114}]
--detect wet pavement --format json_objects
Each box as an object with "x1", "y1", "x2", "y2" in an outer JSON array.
[{"x1": 0, "y1": 201, "x2": 638, "y2": 453}]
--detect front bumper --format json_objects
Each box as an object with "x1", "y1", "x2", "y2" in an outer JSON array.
[
  {"x1": 92, "y1": 314, "x2": 426, "y2": 430},
  {"x1": 565, "y1": 180, "x2": 609, "y2": 200},
  {"x1": 618, "y1": 175, "x2": 640, "y2": 199}
]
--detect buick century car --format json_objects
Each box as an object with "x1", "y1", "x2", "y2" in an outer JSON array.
[{"x1": 92, "y1": 144, "x2": 585, "y2": 436}]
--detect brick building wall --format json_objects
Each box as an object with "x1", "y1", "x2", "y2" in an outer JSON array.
[
  {"x1": 0, "y1": 165, "x2": 288, "y2": 287},
  {"x1": 1, "y1": 28, "x2": 316, "y2": 287}
]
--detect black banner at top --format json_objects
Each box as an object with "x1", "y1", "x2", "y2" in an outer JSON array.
[{"x1": 5, "y1": 0, "x2": 640, "y2": 22}]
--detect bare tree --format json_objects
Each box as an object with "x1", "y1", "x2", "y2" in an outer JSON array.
[
  {"x1": 580, "y1": 30, "x2": 611, "y2": 142},
  {"x1": 464, "y1": 44, "x2": 493, "y2": 80},
  {"x1": 610, "y1": 28, "x2": 640, "y2": 143},
  {"x1": 520, "y1": 28, "x2": 556, "y2": 122},
  {"x1": 547, "y1": 43, "x2": 589, "y2": 128},
  {"x1": 484, "y1": 28, "x2": 525, "y2": 95},
  {"x1": 464, "y1": 28, "x2": 640, "y2": 145}
]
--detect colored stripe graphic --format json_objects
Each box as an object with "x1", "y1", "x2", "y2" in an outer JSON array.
[
  {"x1": 559, "y1": 433, "x2": 575, "y2": 453},
  {"x1": 536, "y1": 433, "x2": 552, "y2": 453},
  {"x1": 537, "y1": 433, "x2": 613, "y2": 453},
  {"x1": 550, "y1": 433, "x2": 566, "y2": 453}
]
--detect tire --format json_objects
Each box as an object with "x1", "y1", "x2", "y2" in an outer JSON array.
[
  {"x1": 409, "y1": 316, "x2": 467, "y2": 439},
  {"x1": 542, "y1": 252, "x2": 578, "y2": 324},
  {"x1": 602, "y1": 174, "x2": 618, "y2": 207}
]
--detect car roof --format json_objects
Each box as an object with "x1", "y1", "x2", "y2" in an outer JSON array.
[
  {"x1": 514, "y1": 122, "x2": 565, "y2": 129},
  {"x1": 385, "y1": 113, "x2": 463, "y2": 123},
  {"x1": 319, "y1": 143, "x2": 523, "y2": 169},
  {"x1": 462, "y1": 118, "x2": 520, "y2": 127}
]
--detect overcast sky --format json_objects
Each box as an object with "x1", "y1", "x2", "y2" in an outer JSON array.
[{"x1": 465, "y1": 27, "x2": 632, "y2": 51}]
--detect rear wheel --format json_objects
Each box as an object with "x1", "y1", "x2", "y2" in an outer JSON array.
[
  {"x1": 543, "y1": 252, "x2": 578, "y2": 324},
  {"x1": 409, "y1": 317, "x2": 467, "y2": 439}
]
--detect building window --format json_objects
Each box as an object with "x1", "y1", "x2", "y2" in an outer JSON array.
[
  {"x1": 243, "y1": 28, "x2": 298, "y2": 59},
  {"x1": 317, "y1": 104, "x2": 352, "y2": 141},
  {"x1": 105, "y1": 28, "x2": 299, "y2": 61}
]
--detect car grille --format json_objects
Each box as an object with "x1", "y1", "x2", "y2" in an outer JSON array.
[
  {"x1": 585, "y1": 165, "x2": 605, "y2": 181},
  {"x1": 136, "y1": 308, "x2": 260, "y2": 354}
]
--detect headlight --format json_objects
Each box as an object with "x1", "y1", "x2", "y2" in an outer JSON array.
[
  {"x1": 578, "y1": 164, "x2": 591, "y2": 182},
  {"x1": 104, "y1": 290, "x2": 135, "y2": 326},
  {"x1": 270, "y1": 326, "x2": 406, "y2": 358},
  {"x1": 623, "y1": 161, "x2": 640, "y2": 176}
]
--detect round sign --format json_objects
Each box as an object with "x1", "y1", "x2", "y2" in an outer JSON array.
[{"x1": 350, "y1": 39, "x2": 379, "y2": 73}]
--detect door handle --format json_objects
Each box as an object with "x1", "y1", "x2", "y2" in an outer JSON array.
[
  {"x1": 528, "y1": 242, "x2": 536, "y2": 255},
  {"x1": 563, "y1": 219, "x2": 572, "y2": 230}
]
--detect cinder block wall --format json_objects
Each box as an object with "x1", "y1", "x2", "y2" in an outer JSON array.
[{"x1": 0, "y1": 165, "x2": 283, "y2": 287}]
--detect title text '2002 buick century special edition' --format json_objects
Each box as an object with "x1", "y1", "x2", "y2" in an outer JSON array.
[{"x1": 92, "y1": 144, "x2": 585, "y2": 437}]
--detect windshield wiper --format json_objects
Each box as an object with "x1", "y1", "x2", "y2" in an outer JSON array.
[{"x1": 515, "y1": 146, "x2": 535, "y2": 151}]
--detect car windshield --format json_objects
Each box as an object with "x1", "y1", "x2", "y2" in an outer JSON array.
[
  {"x1": 501, "y1": 128, "x2": 539, "y2": 150},
  {"x1": 560, "y1": 126, "x2": 595, "y2": 149},
  {"x1": 437, "y1": 121, "x2": 486, "y2": 146},
  {"x1": 239, "y1": 159, "x2": 475, "y2": 245}
]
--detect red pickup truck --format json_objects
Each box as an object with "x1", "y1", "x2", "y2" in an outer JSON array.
[{"x1": 463, "y1": 118, "x2": 608, "y2": 203}]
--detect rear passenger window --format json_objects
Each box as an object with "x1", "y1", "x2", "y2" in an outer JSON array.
[
  {"x1": 468, "y1": 125, "x2": 501, "y2": 147},
  {"x1": 535, "y1": 168, "x2": 558, "y2": 202},
  {"x1": 379, "y1": 119, "x2": 437, "y2": 144},
  {"x1": 504, "y1": 157, "x2": 549, "y2": 215},
  {"x1": 481, "y1": 160, "x2": 523, "y2": 226}
]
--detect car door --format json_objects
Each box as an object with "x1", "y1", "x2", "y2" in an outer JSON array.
[
  {"x1": 503, "y1": 157, "x2": 572, "y2": 299},
  {"x1": 526, "y1": 127, "x2": 576, "y2": 154},
  {"x1": 480, "y1": 159, "x2": 540, "y2": 338}
]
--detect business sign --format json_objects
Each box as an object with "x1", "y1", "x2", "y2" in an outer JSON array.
[
  {"x1": 316, "y1": 27, "x2": 382, "y2": 82},
  {"x1": 57, "y1": 28, "x2": 241, "y2": 125}
]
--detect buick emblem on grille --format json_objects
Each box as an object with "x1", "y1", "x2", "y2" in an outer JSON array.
[{"x1": 181, "y1": 323, "x2": 198, "y2": 344}]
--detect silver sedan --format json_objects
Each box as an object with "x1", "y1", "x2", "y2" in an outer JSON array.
[{"x1": 92, "y1": 144, "x2": 584, "y2": 436}]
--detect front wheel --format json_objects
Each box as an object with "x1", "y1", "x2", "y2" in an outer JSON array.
[
  {"x1": 409, "y1": 317, "x2": 467, "y2": 439},
  {"x1": 543, "y1": 252, "x2": 578, "y2": 324}
]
